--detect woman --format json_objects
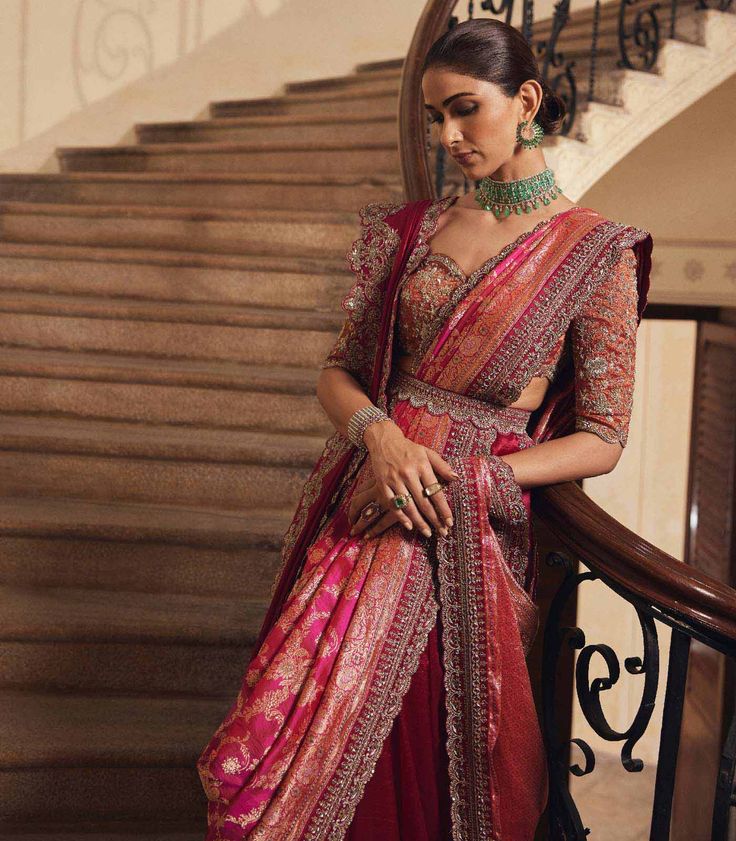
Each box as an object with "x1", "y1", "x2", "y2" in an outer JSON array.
[{"x1": 197, "y1": 17, "x2": 653, "y2": 841}]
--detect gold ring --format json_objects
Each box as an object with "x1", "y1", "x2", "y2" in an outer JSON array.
[
  {"x1": 422, "y1": 482, "x2": 444, "y2": 498},
  {"x1": 392, "y1": 493, "x2": 410, "y2": 510},
  {"x1": 360, "y1": 501, "x2": 382, "y2": 521}
]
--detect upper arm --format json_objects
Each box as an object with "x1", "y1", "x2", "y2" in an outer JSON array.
[{"x1": 571, "y1": 246, "x2": 640, "y2": 450}]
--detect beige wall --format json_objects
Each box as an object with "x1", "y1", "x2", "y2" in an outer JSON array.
[
  {"x1": 569, "y1": 74, "x2": 734, "y2": 771},
  {"x1": 0, "y1": 0, "x2": 575, "y2": 172}
]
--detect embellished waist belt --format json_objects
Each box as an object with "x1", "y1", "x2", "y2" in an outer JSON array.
[{"x1": 386, "y1": 368, "x2": 532, "y2": 435}]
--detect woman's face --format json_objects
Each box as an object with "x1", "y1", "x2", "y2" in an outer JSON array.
[{"x1": 421, "y1": 66, "x2": 536, "y2": 178}]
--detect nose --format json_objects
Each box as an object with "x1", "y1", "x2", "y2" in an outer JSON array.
[{"x1": 441, "y1": 119, "x2": 462, "y2": 150}]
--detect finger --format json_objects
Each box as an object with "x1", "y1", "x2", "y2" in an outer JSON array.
[
  {"x1": 426, "y1": 449, "x2": 460, "y2": 483},
  {"x1": 348, "y1": 486, "x2": 375, "y2": 525},
  {"x1": 379, "y1": 482, "x2": 415, "y2": 533},
  {"x1": 386, "y1": 482, "x2": 431, "y2": 537},
  {"x1": 418, "y1": 468, "x2": 453, "y2": 528},
  {"x1": 405, "y1": 472, "x2": 447, "y2": 536},
  {"x1": 349, "y1": 499, "x2": 382, "y2": 536},
  {"x1": 363, "y1": 511, "x2": 398, "y2": 540}
]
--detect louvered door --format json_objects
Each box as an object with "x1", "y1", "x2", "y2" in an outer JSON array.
[{"x1": 671, "y1": 320, "x2": 736, "y2": 841}]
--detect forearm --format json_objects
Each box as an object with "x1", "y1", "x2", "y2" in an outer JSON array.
[
  {"x1": 316, "y1": 366, "x2": 397, "y2": 442},
  {"x1": 500, "y1": 430, "x2": 622, "y2": 490}
]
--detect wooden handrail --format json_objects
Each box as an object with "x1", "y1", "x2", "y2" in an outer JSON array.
[{"x1": 534, "y1": 481, "x2": 736, "y2": 648}]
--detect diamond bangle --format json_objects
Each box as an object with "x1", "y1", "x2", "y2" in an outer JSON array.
[{"x1": 347, "y1": 405, "x2": 391, "y2": 449}]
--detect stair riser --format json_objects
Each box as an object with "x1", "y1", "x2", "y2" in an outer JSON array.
[
  {"x1": 0, "y1": 314, "x2": 338, "y2": 366},
  {"x1": 0, "y1": 254, "x2": 350, "y2": 309},
  {"x1": 210, "y1": 92, "x2": 397, "y2": 118},
  {"x1": 0, "y1": 640, "x2": 256, "y2": 696},
  {"x1": 0, "y1": 453, "x2": 314, "y2": 508},
  {"x1": 58, "y1": 147, "x2": 399, "y2": 176},
  {"x1": 284, "y1": 73, "x2": 401, "y2": 96},
  {"x1": 0, "y1": 536, "x2": 282, "y2": 597},
  {"x1": 0, "y1": 176, "x2": 400, "y2": 211},
  {"x1": 0, "y1": 212, "x2": 356, "y2": 257},
  {"x1": 0, "y1": 376, "x2": 331, "y2": 433},
  {"x1": 0, "y1": 767, "x2": 205, "y2": 823},
  {"x1": 137, "y1": 119, "x2": 396, "y2": 145}
]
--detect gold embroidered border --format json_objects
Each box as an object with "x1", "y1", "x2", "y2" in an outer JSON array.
[{"x1": 302, "y1": 540, "x2": 439, "y2": 841}]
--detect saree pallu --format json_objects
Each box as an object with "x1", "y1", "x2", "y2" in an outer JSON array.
[{"x1": 196, "y1": 197, "x2": 653, "y2": 841}]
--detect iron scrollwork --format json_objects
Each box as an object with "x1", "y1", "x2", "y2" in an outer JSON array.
[
  {"x1": 535, "y1": 0, "x2": 577, "y2": 135},
  {"x1": 617, "y1": 0, "x2": 662, "y2": 71},
  {"x1": 542, "y1": 549, "x2": 736, "y2": 839}
]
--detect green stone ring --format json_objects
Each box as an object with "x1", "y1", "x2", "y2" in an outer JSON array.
[{"x1": 392, "y1": 493, "x2": 410, "y2": 510}]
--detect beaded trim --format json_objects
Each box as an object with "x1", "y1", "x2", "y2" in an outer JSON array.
[{"x1": 387, "y1": 368, "x2": 532, "y2": 434}]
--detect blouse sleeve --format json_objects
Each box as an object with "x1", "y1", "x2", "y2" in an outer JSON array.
[
  {"x1": 320, "y1": 200, "x2": 403, "y2": 389},
  {"x1": 571, "y1": 246, "x2": 640, "y2": 448}
]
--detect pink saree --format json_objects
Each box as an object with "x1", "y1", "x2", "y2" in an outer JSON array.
[{"x1": 196, "y1": 196, "x2": 653, "y2": 841}]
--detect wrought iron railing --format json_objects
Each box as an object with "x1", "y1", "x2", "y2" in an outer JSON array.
[
  {"x1": 399, "y1": 0, "x2": 733, "y2": 200},
  {"x1": 534, "y1": 482, "x2": 736, "y2": 840}
]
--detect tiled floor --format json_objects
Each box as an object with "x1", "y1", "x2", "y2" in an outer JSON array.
[{"x1": 568, "y1": 750, "x2": 656, "y2": 840}]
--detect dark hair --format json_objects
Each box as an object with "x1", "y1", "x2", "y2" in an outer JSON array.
[{"x1": 421, "y1": 18, "x2": 566, "y2": 135}]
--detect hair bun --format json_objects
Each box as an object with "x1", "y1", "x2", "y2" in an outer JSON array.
[{"x1": 537, "y1": 77, "x2": 567, "y2": 135}]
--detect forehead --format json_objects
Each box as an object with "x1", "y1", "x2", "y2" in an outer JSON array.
[{"x1": 421, "y1": 67, "x2": 492, "y2": 104}]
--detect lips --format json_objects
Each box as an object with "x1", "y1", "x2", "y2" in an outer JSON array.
[{"x1": 452, "y1": 151, "x2": 475, "y2": 164}]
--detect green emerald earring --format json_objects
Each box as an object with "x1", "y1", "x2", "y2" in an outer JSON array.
[{"x1": 516, "y1": 119, "x2": 544, "y2": 150}]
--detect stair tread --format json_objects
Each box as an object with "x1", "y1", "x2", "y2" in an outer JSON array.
[
  {"x1": 0, "y1": 199, "x2": 356, "y2": 225},
  {"x1": 0, "y1": 238, "x2": 349, "y2": 274},
  {"x1": 0, "y1": 289, "x2": 344, "y2": 328},
  {"x1": 0, "y1": 580, "x2": 268, "y2": 644},
  {"x1": 0, "y1": 413, "x2": 328, "y2": 462},
  {"x1": 211, "y1": 81, "x2": 399, "y2": 110},
  {"x1": 0, "y1": 346, "x2": 326, "y2": 393},
  {"x1": 0, "y1": 495, "x2": 293, "y2": 548},
  {"x1": 0, "y1": 169, "x2": 400, "y2": 187},
  {"x1": 136, "y1": 112, "x2": 396, "y2": 132},
  {"x1": 0, "y1": 688, "x2": 232, "y2": 766},
  {"x1": 57, "y1": 138, "x2": 396, "y2": 156}
]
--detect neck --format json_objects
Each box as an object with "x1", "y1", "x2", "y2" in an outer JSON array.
[{"x1": 489, "y1": 150, "x2": 547, "y2": 182}]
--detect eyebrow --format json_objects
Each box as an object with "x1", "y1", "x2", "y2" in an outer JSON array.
[{"x1": 423, "y1": 91, "x2": 477, "y2": 110}]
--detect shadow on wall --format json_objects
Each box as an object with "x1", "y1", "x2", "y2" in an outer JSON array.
[{"x1": 0, "y1": 0, "x2": 428, "y2": 172}]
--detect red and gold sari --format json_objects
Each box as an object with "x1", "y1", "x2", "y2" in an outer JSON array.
[{"x1": 196, "y1": 196, "x2": 653, "y2": 841}]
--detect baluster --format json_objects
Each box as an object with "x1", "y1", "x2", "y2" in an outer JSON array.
[
  {"x1": 617, "y1": 0, "x2": 661, "y2": 71},
  {"x1": 588, "y1": 0, "x2": 601, "y2": 105},
  {"x1": 669, "y1": 0, "x2": 678, "y2": 38}
]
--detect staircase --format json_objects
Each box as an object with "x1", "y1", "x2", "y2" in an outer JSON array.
[
  {"x1": 0, "y1": 59, "x2": 404, "y2": 838},
  {"x1": 0, "y1": 1, "x2": 734, "y2": 835}
]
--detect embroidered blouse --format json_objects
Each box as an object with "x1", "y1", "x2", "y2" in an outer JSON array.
[{"x1": 321, "y1": 213, "x2": 641, "y2": 449}]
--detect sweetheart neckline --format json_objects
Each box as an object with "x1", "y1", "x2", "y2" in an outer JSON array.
[{"x1": 423, "y1": 199, "x2": 583, "y2": 283}]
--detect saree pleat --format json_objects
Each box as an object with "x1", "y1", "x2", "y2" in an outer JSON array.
[{"x1": 196, "y1": 197, "x2": 653, "y2": 841}]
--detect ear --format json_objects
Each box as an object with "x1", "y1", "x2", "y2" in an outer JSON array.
[{"x1": 518, "y1": 78, "x2": 543, "y2": 123}]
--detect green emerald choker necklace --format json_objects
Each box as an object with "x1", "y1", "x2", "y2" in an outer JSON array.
[{"x1": 475, "y1": 167, "x2": 561, "y2": 217}]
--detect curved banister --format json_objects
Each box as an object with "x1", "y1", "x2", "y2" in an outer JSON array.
[
  {"x1": 398, "y1": 0, "x2": 454, "y2": 201},
  {"x1": 533, "y1": 481, "x2": 736, "y2": 649}
]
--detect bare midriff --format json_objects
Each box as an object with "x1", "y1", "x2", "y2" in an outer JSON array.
[{"x1": 396, "y1": 354, "x2": 550, "y2": 412}]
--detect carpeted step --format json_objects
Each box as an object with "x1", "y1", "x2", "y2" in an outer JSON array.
[
  {"x1": 0, "y1": 496, "x2": 292, "y2": 597},
  {"x1": 0, "y1": 170, "x2": 402, "y2": 211},
  {"x1": 136, "y1": 112, "x2": 397, "y2": 146},
  {"x1": 0, "y1": 240, "x2": 352, "y2": 309},
  {"x1": 0, "y1": 414, "x2": 329, "y2": 508},
  {"x1": 0, "y1": 201, "x2": 358, "y2": 257},
  {"x1": 0, "y1": 347, "x2": 332, "y2": 432},
  {"x1": 283, "y1": 66, "x2": 402, "y2": 95},
  {"x1": 0, "y1": 582, "x2": 268, "y2": 695},
  {"x1": 210, "y1": 86, "x2": 398, "y2": 118},
  {"x1": 56, "y1": 139, "x2": 399, "y2": 176},
  {"x1": 0, "y1": 293, "x2": 341, "y2": 366},
  {"x1": 0, "y1": 690, "x2": 222, "y2": 823}
]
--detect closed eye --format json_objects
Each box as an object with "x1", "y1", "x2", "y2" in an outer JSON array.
[{"x1": 427, "y1": 105, "x2": 478, "y2": 124}]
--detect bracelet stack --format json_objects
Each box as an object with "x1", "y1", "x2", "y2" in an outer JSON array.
[{"x1": 347, "y1": 405, "x2": 390, "y2": 448}]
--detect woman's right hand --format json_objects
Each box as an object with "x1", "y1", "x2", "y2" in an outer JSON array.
[{"x1": 358, "y1": 419, "x2": 459, "y2": 538}]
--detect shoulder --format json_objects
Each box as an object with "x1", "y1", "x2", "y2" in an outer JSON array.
[{"x1": 573, "y1": 205, "x2": 652, "y2": 250}]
